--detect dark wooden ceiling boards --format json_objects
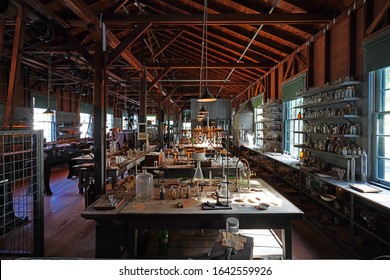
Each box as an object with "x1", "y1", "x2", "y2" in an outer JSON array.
[{"x1": 1, "y1": 0, "x2": 358, "y2": 110}]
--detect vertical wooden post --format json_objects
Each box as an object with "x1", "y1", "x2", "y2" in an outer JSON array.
[
  {"x1": 157, "y1": 86, "x2": 163, "y2": 147},
  {"x1": 139, "y1": 68, "x2": 147, "y2": 148},
  {"x1": 93, "y1": 38, "x2": 107, "y2": 195},
  {"x1": 2, "y1": 3, "x2": 25, "y2": 129}
]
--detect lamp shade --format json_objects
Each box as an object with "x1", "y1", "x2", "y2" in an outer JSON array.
[
  {"x1": 198, "y1": 105, "x2": 208, "y2": 115},
  {"x1": 43, "y1": 108, "x2": 54, "y2": 115},
  {"x1": 197, "y1": 87, "x2": 216, "y2": 102}
]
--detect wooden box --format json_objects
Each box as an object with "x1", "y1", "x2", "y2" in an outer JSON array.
[{"x1": 145, "y1": 152, "x2": 163, "y2": 167}]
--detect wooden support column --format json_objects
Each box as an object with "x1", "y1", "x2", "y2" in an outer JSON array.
[
  {"x1": 157, "y1": 86, "x2": 163, "y2": 147},
  {"x1": 166, "y1": 103, "x2": 170, "y2": 147},
  {"x1": 2, "y1": 3, "x2": 25, "y2": 129},
  {"x1": 93, "y1": 39, "x2": 107, "y2": 195},
  {"x1": 139, "y1": 68, "x2": 147, "y2": 148}
]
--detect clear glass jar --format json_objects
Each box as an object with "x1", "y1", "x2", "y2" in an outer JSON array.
[{"x1": 136, "y1": 169, "x2": 154, "y2": 201}]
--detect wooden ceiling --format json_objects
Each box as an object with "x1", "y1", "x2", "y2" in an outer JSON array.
[{"x1": 1, "y1": 0, "x2": 357, "y2": 110}]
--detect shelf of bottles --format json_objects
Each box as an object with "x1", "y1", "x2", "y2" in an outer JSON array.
[
  {"x1": 292, "y1": 78, "x2": 363, "y2": 161},
  {"x1": 257, "y1": 100, "x2": 282, "y2": 152}
]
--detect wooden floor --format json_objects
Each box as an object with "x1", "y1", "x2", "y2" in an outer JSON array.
[{"x1": 43, "y1": 164, "x2": 345, "y2": 259}]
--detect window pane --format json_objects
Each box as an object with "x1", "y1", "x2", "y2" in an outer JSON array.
[
  {"x1": 379, "y1": 89, "x2": 390, "y2": 111},
  {"x1": 373, "y1": 66, "x2": 390, "y2": 186},
  {"x1": 80, "y1": 113, "x2": 92, "y2": 138},
  {"x1": 376, "y1": 114, "x2": 390, "y2": 135},
  {"x1": 377, "y1": 158, "x2": 390, "y2": 181},
  {"x1": 384, "y1": 67, "x2": 390, "y2": 90},
  {"x1": 33, "y1": 107, "x2": 56, "y2": 142}
]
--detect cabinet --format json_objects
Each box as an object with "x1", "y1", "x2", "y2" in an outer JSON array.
[
  {"x1": 239, "y1": 146, "x2": 390, "y2": 259},
  {"x1": 293, "y1": 81, "x2": 362, "y2": 173},
  {"x1": 256, "y1": 101, "x2": 282, "y2": 153}
]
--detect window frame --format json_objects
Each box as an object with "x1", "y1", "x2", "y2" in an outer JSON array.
[{"x1": 372, "y1": 67, "x2": 390, "y2": 187}]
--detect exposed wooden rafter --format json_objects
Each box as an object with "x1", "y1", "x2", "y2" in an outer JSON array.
[{"x1": 99, "y1": 13, "x2": 332, "y2": 26}]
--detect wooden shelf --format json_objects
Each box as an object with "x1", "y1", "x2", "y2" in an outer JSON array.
[{"x1": 294, "y1": 81, "x2": 361, "y2": 99}]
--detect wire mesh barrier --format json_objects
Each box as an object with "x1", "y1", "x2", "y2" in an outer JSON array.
[{"x1": 0, "y1": 130, "x2": 44, "y2": 258}]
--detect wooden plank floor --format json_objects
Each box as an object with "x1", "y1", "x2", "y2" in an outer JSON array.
[{"x1": 43, "y1": 164, "x2": 344, "y2": 259}]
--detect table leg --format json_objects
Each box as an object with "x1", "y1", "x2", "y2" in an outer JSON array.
[
  {"x1": 281, "y1": 223, "x2": 293, "y2": 259},
  {"x1": 43, "y1": 166, "x2": 53, "y2": 196},
  {"x1": 67, "y1": 160, "x2": 75, "y2": 178}
]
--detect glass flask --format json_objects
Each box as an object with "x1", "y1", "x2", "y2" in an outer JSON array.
[
  {"x1": 136, "y1": 169, "x2": 154, "y2": 201},
  {"x1": 193, "y1": 161, "x2": 204, "y2": 185},
  {"x1": 238, "y1": 165, "x2": 250, "y2": 189}
]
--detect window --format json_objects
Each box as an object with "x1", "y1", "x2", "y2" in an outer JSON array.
[
  {"x1": 254, "y1": 107, "x2": 263, "y2": 146},
  {"x1": 33, "y1": 107, "x2": 56, "y2": 142},
  {"x1": 106, "y1": 113, "x2": 114, "y2": 130},
  {"x1": 373, "y1": 67, "x2": 390, "y2": 186},
  {"x1": 284, "y1": 98, "x2": 303, "y2": 157},
  {"x1": 80, "y1": 113, "x2": 92, "y2": 138}
]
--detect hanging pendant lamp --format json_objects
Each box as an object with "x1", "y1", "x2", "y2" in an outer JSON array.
[
  {"x1": 43, "y1": 53, "x2": 54, "y2": 115},
  {"x1": 198, "y1": 87, "x2": 216, "y2": 103},
  {"x1": 198, "y1": 105, "x2": 208, "y2": 115},
  {"x1": 198, "y1": 0, "x2": 216, "y2": 103}
]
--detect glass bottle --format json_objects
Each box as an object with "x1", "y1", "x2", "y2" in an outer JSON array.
[
  {"x1": 158, "y1": 229, "x2": 169, "y2": 255},
  {"x1": 136, "y1": 169, "x2": 154, "y2": 201},
  {"x1": 361, "y1": 150, "x2": 368, "y2": 182}
]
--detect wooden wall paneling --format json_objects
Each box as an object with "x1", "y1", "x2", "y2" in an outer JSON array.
[
  {"x1": 330, "y1": 21, "x2": 348, "y2": 81},
  {"x1": 348, "y1": 10, "x2": 357, "y2": 78},
  {"x1": 313, "y1": 36, "x2": 325, "y2": 86},
  {"x1": 355, "y1": 7, "x2": 365, "y2": 80},
  {"x1": 270, "y1": 70, "x2": 276, "y2": 100},
  {"x1": 266, "y1": 74, "x2": 271, "y2": 101},
  {"x1": 275, "y1": 68, "x2": 280, "y2": 100},
  {"x1": 2, "y1": 3, "x2": 26, "y2": 129},
  {"x1": 324, "y1": 30, "x2": 331, "y2": 83},
  {"x1": 278, "y1": 65, "x2": 284, "y2": 98}
]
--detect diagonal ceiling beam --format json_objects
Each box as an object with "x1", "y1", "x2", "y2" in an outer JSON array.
[
  {"x1": 107, "y1": 22, "x2": 152, "y2": 65},
  {"x1": 55, "y1": 23, "x2": 94, "y2": 65},
  {"x1": 151, "y1": 30, "x2": 184, "y2": 60},
  {"x1": 161, "y1": 87, "x2": 179, "y2": 104},
  {"x1": 25, "y1": 0, "x2": 70, "y2": 28},
  {"x1": 146, "y1": 67, "x2": 171, "y2": 94},
  {"x1": 104, "y1": 0, "x2": 130, "y2": 14},
  {"x1": 100, "y1": 13, "x2": 331, "y2": 26},
  {"x1": 61, "y1": 0, "x2": 155, "y2": 87}
]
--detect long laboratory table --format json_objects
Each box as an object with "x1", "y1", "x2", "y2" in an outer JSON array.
[{"x1": 81, "y1": 178, "x2": 304, "y2": 259}]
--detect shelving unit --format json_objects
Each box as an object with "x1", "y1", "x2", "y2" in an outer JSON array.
[
  {"x1": 293, "y1": 81, "x2": 362, "y2": 168},
  {"x1": 239, "y1": 145, "x2": 390, "y2": 259},
  {"x1": 256, "y1": 101, "x2": 282, "y2": 152}
]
